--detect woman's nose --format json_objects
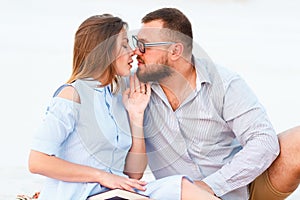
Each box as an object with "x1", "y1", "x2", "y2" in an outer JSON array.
[{"x1": 127, "y1": 46, "x2": 134, "y2": 56}]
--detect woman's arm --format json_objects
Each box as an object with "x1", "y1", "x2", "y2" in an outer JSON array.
[
  {"x1": 29, "y1": 150, "x2": 102, "y2": 183},
  {"x1": 123, "y1": 75, "x2": 151, "y2": 179},
  {"x1": 124, "y1": 112, "x2": 148, "y2": 179},
  {"x1": 28, "y1": 86, "x2": 146, "y2": 191},
  {"x1": 29, "y1": 150, "x2": 146, "y2": 191}
]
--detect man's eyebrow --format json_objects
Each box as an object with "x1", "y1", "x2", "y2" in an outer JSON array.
[{"x1": 138, "y1": 37, "x2": 148, "y2": 43}]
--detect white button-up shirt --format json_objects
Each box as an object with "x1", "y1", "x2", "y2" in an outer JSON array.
[
  {"x1": 144, "y1": 57, "x2": 279, "y2": 199},
  {"x1": 31, "y1": 80, "x2": 132, "y2": 200}
]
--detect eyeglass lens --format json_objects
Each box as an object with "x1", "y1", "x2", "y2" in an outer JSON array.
[{"x1": 132, "y1": 36, "x2": 145, "y2": 53}]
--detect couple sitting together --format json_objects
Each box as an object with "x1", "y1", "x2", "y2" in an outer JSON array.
[{"x1": 28, "y1": 7, "x2": 300, "y2": 200}]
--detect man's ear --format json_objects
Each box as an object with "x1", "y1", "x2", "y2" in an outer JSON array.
[{"x1": 170, "y1": 43, "x2": 184, "y2": 60}]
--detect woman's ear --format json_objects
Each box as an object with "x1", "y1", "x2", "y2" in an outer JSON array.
[{"x1": 170, "y1": 43, "x2": 184, "y2": 60}]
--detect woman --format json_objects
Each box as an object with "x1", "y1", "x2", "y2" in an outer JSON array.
[{"x1": 28, "y1": 14, "x2": 218, "y2": 200}]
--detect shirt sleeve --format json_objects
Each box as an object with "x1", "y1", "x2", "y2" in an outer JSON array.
[
  {"x1": 31, "y1": 97, "x2": 80, "y2": 155},
  {"x1": 203, "y1": 76, "x2": 280, "y2": 197}
]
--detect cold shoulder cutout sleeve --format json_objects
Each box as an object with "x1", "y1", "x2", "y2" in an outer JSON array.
[{"x1": 31, "y1": 97, "x2": 80, "y2": 155}]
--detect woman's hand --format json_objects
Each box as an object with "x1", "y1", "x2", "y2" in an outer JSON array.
[
  {"x1": 122, "y1": 74, "x2": 151, "y2": 118},
  {"x1": 122, "y1": 74, "x2": 149, "y2": 178},
  {"x1": 99, "y1": 172, "x2": 147, "y2": 192}
]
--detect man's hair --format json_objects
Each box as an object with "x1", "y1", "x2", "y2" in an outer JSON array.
[{"x1": 142, "y1": 8, "x2": 193, "y2": 54}]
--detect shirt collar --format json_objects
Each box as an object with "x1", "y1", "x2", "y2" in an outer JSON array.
[
  {"x1": 150, "y1": 56, "x2": 213, "y2": 93},
  {"x1": 193, "y1": 56, "x2": 212, "y2": 92}
]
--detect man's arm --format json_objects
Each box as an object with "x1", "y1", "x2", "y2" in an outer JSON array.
[{"x1": 202, "y1": 76, "x2": 280, "y2": 197}]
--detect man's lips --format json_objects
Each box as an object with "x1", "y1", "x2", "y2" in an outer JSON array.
[{"x1": 136, "y1": 58, "x2": 145, "y2": 65}]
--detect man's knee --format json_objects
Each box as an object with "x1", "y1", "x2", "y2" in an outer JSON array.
[
  {"x1": 278, "y1": 126, "x2": 300, "y2": 167},
  {"x1": 250, "y1": 171, "x2": 293, "y2": 200},
  {"x1": 267, "y1": 126, "x2": 300, "y2": 193}
]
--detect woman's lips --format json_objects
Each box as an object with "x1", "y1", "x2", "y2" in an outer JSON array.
[{"x1": 128, "y1": 60, "x2": 133, "y2": 67}]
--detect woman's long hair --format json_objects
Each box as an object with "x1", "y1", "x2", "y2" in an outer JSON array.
[{"x1": 67, "y1": 14, "x2": 127, "y2": 92}]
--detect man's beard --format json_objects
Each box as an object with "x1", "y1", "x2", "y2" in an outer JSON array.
[{"x1": 136, "y1": 56, "x2": 173, "y2": 83}]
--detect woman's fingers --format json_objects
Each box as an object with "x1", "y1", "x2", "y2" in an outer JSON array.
[
  {"x1": 137, "y1": 180, "x2": 147, "y2": 186},
  {"x1": 129, "y1": 75, "x2": 135, "y2": 96},
  {"x1": 140, "y1": 82, "x2": 146, "y2": 94},
  {"x1": 123, "y1": 88, "x2": 130, "y2": 97},
  {"x1": 134, "y1": 74, "x2": 140, "y2": 93},
  {"x1": 145, "y1": 83, "x2": 151, "y2": 96},
  {"x1": 130, "y1": 73, "x2": 150, "y2": 95},
  {"x1": 118, "y1": 178, "x2": 147, "y2": 192},
  {"x1": 126, "y1": 179, "x2": 147, "y2": 191},
  {"x1": 120, "y1": 183, "x2": 136, "y2": 192}
]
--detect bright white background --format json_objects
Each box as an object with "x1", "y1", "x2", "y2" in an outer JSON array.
[{"x1": 0, "y1": 0, "x2": 299, "y2": 199}]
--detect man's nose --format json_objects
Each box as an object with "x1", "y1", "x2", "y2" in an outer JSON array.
[{"x1": 133, "y1": 47, "x2": 142, "y2": 56}]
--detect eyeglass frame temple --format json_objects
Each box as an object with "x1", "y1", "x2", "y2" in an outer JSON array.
[{"x1": 132, "y1": 35, "x2": 175, "y2": 51}]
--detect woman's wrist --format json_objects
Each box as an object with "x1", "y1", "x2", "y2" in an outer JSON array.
[
  {"x1": 92, "y1": 168, "x2": 105, "y2": 183},
  {"x1": 128, "y1": 112, "x2": 144, "y2": 126}
]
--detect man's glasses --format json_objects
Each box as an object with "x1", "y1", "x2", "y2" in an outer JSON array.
[{"x1": 132, "y1": 35, "x2": 175, "y2": 53}]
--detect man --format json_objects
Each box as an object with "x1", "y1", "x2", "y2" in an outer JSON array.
[{"x1": 132, "y1": 7, "x2": 300, "y2": 200}]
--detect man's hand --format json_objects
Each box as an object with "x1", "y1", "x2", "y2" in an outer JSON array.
[{"x1": 194, "y1": 180, "x2": 215, "y2": 196}]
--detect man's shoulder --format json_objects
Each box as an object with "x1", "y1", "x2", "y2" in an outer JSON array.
[
  {"x1": 215, "y1": 64, "x2": 240, "y2": 82},
  {"x1": 194, "y1": 57, "x2": 242, "y2": 88}
]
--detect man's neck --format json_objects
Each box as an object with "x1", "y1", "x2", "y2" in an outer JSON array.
[{"x1": 160, "y1": 63, "x2": 196, "y2": 111}]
